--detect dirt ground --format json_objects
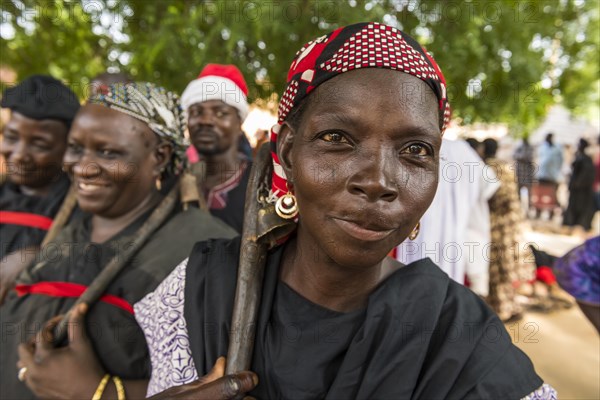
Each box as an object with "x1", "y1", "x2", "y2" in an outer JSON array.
[
  {"x1": 513, "y1": 222, "x2": 599, "y2": 400},
  {"x1": 509, "y1": 308, "x2": 599, "y2": 399}
]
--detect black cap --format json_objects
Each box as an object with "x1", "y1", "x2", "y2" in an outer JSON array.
[{"x1": 1, "y1": 75, "x2": 80, "y2": 123}]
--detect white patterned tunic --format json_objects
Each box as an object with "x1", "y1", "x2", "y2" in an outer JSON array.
[{"x1": 134, "y1": 259, "x2": 199, "y2": 397}]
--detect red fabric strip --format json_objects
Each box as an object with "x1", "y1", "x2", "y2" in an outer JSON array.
[
  {"x1": 536, "y1": 266, "x2": 557, "y2": 285},
  {"x1": 14, "y1": 282, "x2": 134, "y2": 315},
  {"x1": 0, "y1": 211, "x2": 53, "y2": 230},
  {"x1": 388, "y1": 247, "x2": 398, "y2": 259}
]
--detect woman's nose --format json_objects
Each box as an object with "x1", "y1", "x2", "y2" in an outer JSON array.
[
  {"x1": 347, "y1": 148, "x2": 399, "y2": 202},
  {"x1": 71, "y1": 152, "x2": 102, "y2": 178},
  {"x1": 8, "y1": 141, "x2": 29, "y2": 164}
]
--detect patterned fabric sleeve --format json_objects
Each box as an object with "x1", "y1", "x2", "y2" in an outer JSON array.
[
  {"x1": 521, "y1": 383, "x2": 558, "y2": 400},
  {"x1": 133, "y1": 258, "x2": 199, "y2": 397}
]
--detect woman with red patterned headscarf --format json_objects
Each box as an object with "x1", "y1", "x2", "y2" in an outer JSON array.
[{"x1": 17, "y1": 23, "x2": 555, "y2": 400}]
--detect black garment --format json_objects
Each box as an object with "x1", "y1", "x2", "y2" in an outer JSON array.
[
  {"x1": 564, "y1": 152, "x2": 596, "y2": 230},
  {"x1": 0, "y1": 174, "x2": 70, "y2": 258},
  {"x1": 238, "y1": 134, "x2": 253, "y2": 160},
  {"x1": 184, "y1": 237, "x2": 543, "y2": 399},
  {"x1": 209, "y1": 162, "x2": 251, "y2": 234},
  {"x1": 0, "y1": 206, "x2": 236, "y2": 399}
]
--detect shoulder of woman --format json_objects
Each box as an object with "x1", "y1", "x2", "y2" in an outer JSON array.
[
  {"x1": 434, "y1": 281, "x2": 544, "y2": 398},
  {"x1": 154, "y1": 207, "x2": 238, "y2": 249},
  {"x1": 444, "y1": 276, "x2": 494, "y2": 316},
  {"x1": 182, "y1": 236, "x2": 242, "y2": 319},
  {"x1": 125, "y1": 211, "x2": 237, "y2": 287},
  {"x1": 185, "y1": 236, "x2": 242, "y2": 279},
  {"x1": 374, "y1": 258, "x2": 451, "y2": 306},
  {"x1": 392, "y1": 257, "x2": 450, "y2": 281},
  {"x1": 390, "y1": 263, "x2": 496, "y2": 328}
]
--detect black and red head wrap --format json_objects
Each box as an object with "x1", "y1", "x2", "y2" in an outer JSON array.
[{"x1": 269, "y1": 22, "x2": 451, "y2": 202}]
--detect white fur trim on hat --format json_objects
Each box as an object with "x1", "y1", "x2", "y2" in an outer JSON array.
[{"x1": 181, "y1": 76, "x2": 249, "y2": 121}]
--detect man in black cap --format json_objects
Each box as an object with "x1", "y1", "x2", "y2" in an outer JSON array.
[{"x1": 0, "y1": 75, "x2": 80, "y2": 304}]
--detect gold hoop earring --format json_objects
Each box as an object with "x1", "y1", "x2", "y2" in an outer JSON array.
[
  {"x1": 408, "y1": 221, "x2": 420, "y2": 240},
  {"x1": 275, "y1": 185, "x2": 298, "y2": 219},
  {"x1": 155, "y1": 167, "x2": 165, "y2": 191}
]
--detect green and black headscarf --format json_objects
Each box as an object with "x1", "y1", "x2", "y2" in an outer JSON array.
[{"x1": 89, "y1": 82, "x2": 188, "y2": 174}]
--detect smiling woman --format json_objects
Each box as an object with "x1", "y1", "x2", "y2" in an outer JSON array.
[
  {"x1": 64, "y1": 104, "x2": 170, "y2": 234},
  {"x1": 0, "y1": 83, "x2": 236, "y2": 399},
  {"x1": 133, "y1": 23, "x2": 554, "y2": 399}
]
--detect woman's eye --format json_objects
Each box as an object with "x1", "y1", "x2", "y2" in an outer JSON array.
[
  {"x1": 320, "y1": 132, "x2": 349, "y2": 143},
  {"x1": 32, "y1": 142, "x2": 51, "y2": 151},
  {"x1": 67, "y1": 143, "x2": 82, "y2": 153},
  {"x1": 100, "y1": 149, "x2": 117, "y2": 157},
  {"x1": 403, "y1": 144, "x2": 430, "y2": 156},
  {"x1": 3, "y1": 135, "x2": 17, "y2": 143}
]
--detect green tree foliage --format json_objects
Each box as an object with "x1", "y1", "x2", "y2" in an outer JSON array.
[{"x1": 1, "y1": 0, "x2": 598, "y2": 135}]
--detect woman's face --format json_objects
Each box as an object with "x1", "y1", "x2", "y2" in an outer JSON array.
[
  {"x1": 278, "y1": 68, "x2": 441, "y2": 269},
  {"x1": 64, "y1": 104, "x2": 166, "y2": 218},
  {"x1": 1, "y1": 112, "x2": 68, "y2": 189}
]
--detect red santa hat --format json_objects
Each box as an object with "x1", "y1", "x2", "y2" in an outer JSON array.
[{"x1": 181, "y1": 64, "x2": 249, "y2": 121}]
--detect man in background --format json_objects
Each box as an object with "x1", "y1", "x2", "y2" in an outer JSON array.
[{"x1": 181, "y1": 64, "x2": 251, "y2": 233}]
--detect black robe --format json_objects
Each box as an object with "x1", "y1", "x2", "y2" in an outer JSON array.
[
  {"x1": 0, "y1": 174, "x2": 70, "y2": 259},
  {"x1": 184, "y1": 237, "x2": 543, "y2": 399},
  {"x1": 563, "y1": 152, "x2": 596, "y2": 230},
  {"x1": 0, "y1": 207, "x2": 236, "y2": 399}
]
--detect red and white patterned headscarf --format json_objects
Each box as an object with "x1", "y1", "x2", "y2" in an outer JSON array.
[{"x1": 269, "y1": 22, "x2": 451, "y2": 202}]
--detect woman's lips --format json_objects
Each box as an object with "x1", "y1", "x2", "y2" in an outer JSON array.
[
  {"x1": 332, "y1": 218, "x2": 395, "y2": 242},
  {"x1": 76, "y1": 181, "x2": 109, "y2": 195}
]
